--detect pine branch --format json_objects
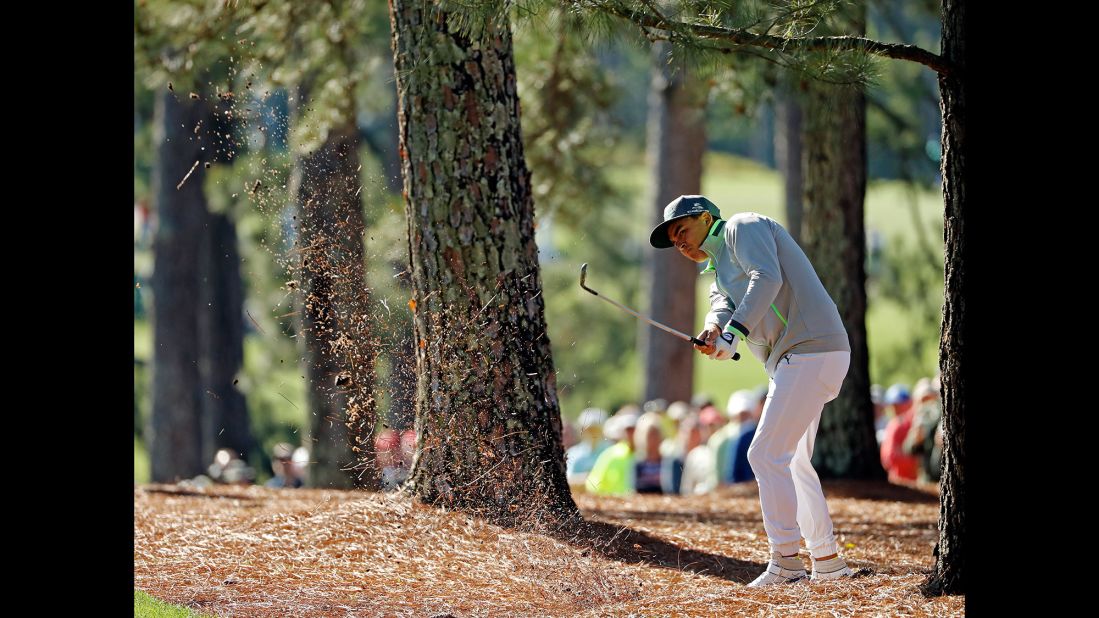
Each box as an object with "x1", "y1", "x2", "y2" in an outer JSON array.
[{"x1": 575, "y1": 0, "x2": 955, "y2": 76}]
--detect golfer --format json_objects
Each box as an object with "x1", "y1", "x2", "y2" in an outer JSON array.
[{"x1": 649, "y1": 195, "x2": 855, "y2": 586}]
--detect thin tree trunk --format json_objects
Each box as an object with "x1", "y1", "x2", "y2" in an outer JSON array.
[
  {"x1": 198, "y1": 211, "x2": 255, "y2": 464},
  {"x1": 149, "y1": 91, "x2": 210, "y2": 482},
  {"x1": 774, "y1": 76, "x2": 804, "y2": 243},
  {"x1": 291, "y1": 106, "x2": 379, "y2": 490},
  {"x1": 641, "y1": 41, "x2": 706, "y2": 405}
]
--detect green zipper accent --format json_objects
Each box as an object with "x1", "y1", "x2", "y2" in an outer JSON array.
[{"x1": 770, "y1": 304, "x2": 788, "y2": 327}]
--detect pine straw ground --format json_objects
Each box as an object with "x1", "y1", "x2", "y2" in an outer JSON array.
[{"x1": 134, "y1": 480, "x2": 962, "y2": 617}]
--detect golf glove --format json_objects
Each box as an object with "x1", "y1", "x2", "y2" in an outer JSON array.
[{"x1": 709, "y1": 330, "x2": 739, "y2": 361}]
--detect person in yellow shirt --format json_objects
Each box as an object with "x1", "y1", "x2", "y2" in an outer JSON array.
[{"x1": 585, "y1": 412, "x2": 638, "y2": 496}]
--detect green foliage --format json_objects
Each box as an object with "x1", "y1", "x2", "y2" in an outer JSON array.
[
  {"x1": 514, "y1": 7, "x2": 623, "y2": 226},
  {"x1": 868, "y1": 225, "x2": 943, "y2": 385},
  {"x1": 865, "y1": 0, "x2": 941, "y2": 183},
  {"x1": 134, "y1": 0, "x2": 248, "y2": 92}
]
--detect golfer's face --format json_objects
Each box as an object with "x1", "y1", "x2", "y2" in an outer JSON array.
[{"x1": 669, "y1": 216, "x2": 709, "y2": 263}]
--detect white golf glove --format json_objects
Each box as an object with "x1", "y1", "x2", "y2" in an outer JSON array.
[{"x1": 709, "y1": 330, "x2": 739, "y2": 361}]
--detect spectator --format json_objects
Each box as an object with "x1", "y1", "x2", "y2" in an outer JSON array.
[
  {"x1": 870, "y1": 384, "x2": 887, "y2": 444},
  {"x1": 265, "y1": 442, "x2": 304, "y2": 489},
  {"x1": 586, "y1": 413, "x2": 637, "y2": 496},
  {"x1": 903, "y1": 378, "x2": 943, "y2": 483},
  {"x1": 880, "y1": 383, "x2": 919, "y2": 482},
  {"x1": 374, "y1": 430, "x2": 403, "y2": 490},
  {"x1": 660, "y1": 401, "x2": 694, "y2": 494},
  {"x1": 729, "y1": 388, "x2": 766, "y2": 483},
  {"x1": 633, "y1": 412, "x2": 665, "y2": 494},
  {"x1": 681, "y1": 405, "x2": 723, "y2": 495},
  {"x1": 710, "y1": 390, "x2": 755, "y2": 484},
  {"x1": 566, "y1": 408, "x2": 612, "y2": 489}
]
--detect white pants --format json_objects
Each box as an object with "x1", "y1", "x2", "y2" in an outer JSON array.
[{"x1": 748, "y1": 350, "x2": 851, "y2": 558}]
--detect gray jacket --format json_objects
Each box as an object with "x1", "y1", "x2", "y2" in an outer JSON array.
[{"x1": 701, "y1": 212, "x2": 850, "y2": 376}]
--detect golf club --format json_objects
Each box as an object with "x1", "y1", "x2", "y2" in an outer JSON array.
[{"x1": 579, "y1": 263, "x2": 740, "y2": 361}]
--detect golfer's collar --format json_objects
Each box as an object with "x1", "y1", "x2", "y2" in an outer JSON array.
[{"x1": 700, "y1": 219, "x2": 726, "y2": 261}]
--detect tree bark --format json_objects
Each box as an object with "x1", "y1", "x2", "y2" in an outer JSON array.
[
  {"x1": 800, "y1": 3, "x2": 883, "y2": 479},
  {"x1": 924, "y1": 0, "x2": 966, "y2": 596},
  {"x1": 389, "y1": 0, "x2": 578, "y2": 526}
]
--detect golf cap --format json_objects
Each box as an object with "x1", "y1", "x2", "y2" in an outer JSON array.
[
  {"x1": 603, "y1": 413, "x2": 639, "y2": 441},
  {"x1": 885, "y1": 384, "x2": 911, "y2": 405},
  {"x1": 649, "y1": 195, "x2": 722, "y2": 249},
  {"x1": 577, "y1": 407, "x2": 609, "y2": 431},
  {"x1": 726, "y1": 390, "x2": 756, "y2": 417}
]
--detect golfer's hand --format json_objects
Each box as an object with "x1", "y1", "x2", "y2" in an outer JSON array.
[
  {"x1": 709, "y1": 331, "x2": 739, "y2": 361},
  {"x1": 694, "y1": 324, "x2": 720, "y2": 356}
]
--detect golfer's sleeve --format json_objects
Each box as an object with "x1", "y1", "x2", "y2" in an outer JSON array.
[
  {"x1": 727, "y1": 219, "x2": 782, "y2": 338},
  {"x1": 703, "y1": 282, "x2": 735, "y2": 330}
]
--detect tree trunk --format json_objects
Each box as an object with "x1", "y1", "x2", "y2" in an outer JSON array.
[
  {"x1": 924, "y1": 0, "x2": 966, "y2": 596},
  {"x1": 198, "y1": 211, "x2": 255, "y2": 464},
  {"x1": 389, "y1": 0, "x2": 578, "y2": 526},
  {"x1": 800, "y1": 3, "x2": 883, "y2": 479},
  {"x1": 290, "y1": 108, "x2": 380, "y2": 490},
  {"x1": 641, "y1": 41, "x2": 706, "y2": 404},
  {"x1": 774, "y1": 76, "x2": 804, "y2": 243},
  {"x1": 149, "y1": 91, "x2": 210, "y2": 482}
]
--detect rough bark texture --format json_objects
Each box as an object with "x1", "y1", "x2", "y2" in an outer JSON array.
[
  {"x1": 641, "y1": 41, "x2": 706, "y2": 405},
  {"x1": 290, "y1": 113, "x2": 380, "y2": 490},
  {"x1": 800, "y1": 4, "x2": 883, "y2": 480},
  {"x1": 924, "y1": 0, "x2": 965, "y2": 597},
  {"x1": 389, "y1": 1, "x2": 579, "y2": 526},
  {"x1": 198, "y1": 211, "x2": 255, "y2": 463},
  {"x1": 149, "y1": 91, "x2": 210, "y2": 482}
]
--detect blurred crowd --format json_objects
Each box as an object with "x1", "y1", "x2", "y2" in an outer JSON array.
[
  {"x1": 565, "y1": 373, "x2": 944, "y2": 497},
  {"x1": 178, "y1": 373, "x2": 941, "y2": 494}
]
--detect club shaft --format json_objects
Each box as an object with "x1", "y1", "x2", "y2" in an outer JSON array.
[
  {"x1": 580, "y1": 263, "x2": 740, "y2": 360},
  {"x1": 590, "y1": 292, "x2": 699, "y2": 345}
]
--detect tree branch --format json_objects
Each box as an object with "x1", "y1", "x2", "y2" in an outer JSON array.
[{"x1": 576, "y1": 0, "x2": 956, "y2": 76}]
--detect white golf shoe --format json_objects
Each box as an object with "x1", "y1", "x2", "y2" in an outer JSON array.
[
  {"x1": 747, "y1": 554, "x2": 808, "y2": 587},
  {"x1": 811, "y1": 556, "x2": 854, "y2": 582}
]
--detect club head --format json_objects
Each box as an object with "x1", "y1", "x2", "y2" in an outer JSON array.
[{"x1": 579, "y1": 263, "x2": 596, "y2": 295}]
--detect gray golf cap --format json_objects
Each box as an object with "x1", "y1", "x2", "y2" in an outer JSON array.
[{"x1": 649, "y1": 195, "x2": 722, "y2": 248}]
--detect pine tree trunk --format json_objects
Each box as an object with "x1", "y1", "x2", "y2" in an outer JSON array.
[
  {"x1": 800, "y1": 3, "x2": 883, "y2": 479},
  {"x1": 198, "y1": 211, "x2": 255, "y2": 464},
  {"x1": 149, "y1": 91, "x2": 210, "y2": 482},
  {"x1": 924, "y1": 0, "x2": 966, "y2": 596},
  {"x1": 774, "y1": 77, "x2": 804, "y2": 244},
  {"x1": 290, "y1": 111, "x2": 380, "y2": 490},
  {"x1": 641, "y1": 41, "x2": 706, "y2": 404},
  {"x1": 389, "y1": 0, "x2": 578, "y2": 525}
]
